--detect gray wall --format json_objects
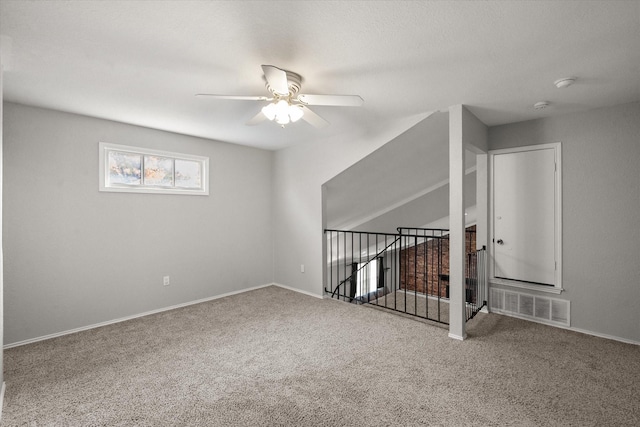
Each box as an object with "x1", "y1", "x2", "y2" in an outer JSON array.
[
  {"x1": 354, "y1": 171, "x2": 477, "y2": 234},
  {"x1": 324, "y1": 112, "x2": 451, "y2": 230},
  {"x1": 6, "y1": 101, "x2": 637, "y2": 346},
  {"x1": 489, "y1": 101, "x2": 640, "y2": 342},
  {"x1": 3, "y1": 103, "x2": 274, "y2": 345},
  {"x1": 273, "y1": 112, "x2": 432, "y2": 296}
]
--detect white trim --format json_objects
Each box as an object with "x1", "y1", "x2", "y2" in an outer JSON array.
[
  {"x1": 448, "y1": 332, "x2": 466, "y2": 341},
  {"x1": 0, "y1": 382, "x2": 5, "y2": 422},
  {"x1": 6, "y1": 282, "x2": 635, "y2": 351},
  {"x1": 490, "y1": 279, "x2": 563, "y2": 294},
  {"x1": 489, "y1": 142, "x2": 563, "y2": 292},
  {"x1": 3, "y1": 283, "x2": 325, "y2": 349},
  {"x1": 272, "y1": 283, "x2": 324, "y2": 299},
  {"x1": 567, "y1": 326, "x2": 640, "y2": 346},
  {"x1": 3, "y1": 283, "x2": 275, "y2": 349},
  {"x1": 492, "y1": 312, "x2": 639, "y2": 346},
  {"x1": 99, "y1": 142, "x2": 209, "y2": 195}
]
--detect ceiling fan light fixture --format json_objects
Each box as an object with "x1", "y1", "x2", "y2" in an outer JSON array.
[
  {"x1": 261, "y1": 103, "x2": 276, "y2": 120},
  {"x1": 289, "y1": 105, "x2": 304, "y2": 122},
  {"x1": 271, "y1": 100, "x2": 288, "y2": 125},
  {"x1": 262, "y1": 99, "x2": 305, "y2": 126},
  {"x1": 275, "y1": 99, "x2": 289, "y2": 116},
  {"x1": 275, "y1": 113, "x2": 290, "y2": 125},
  {"x1": 199, "y1": 65, "x2": 361, "y2": 129}
]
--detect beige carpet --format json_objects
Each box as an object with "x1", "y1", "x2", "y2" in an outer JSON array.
[{"x1": 2, "y1": 286, "x2": 639, "y2": 426}]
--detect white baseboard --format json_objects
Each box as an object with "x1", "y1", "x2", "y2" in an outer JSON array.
[
  {"x1": 7, "y1": 282, "x2": 635, "y2": 350},
  {"x1": 272, "y1": 283, "x2": 324, "y2": 299},
  {"x1": 566, "y1": 326, "x2": 640, "y2": 346},
  {"x1": 448, "y1": 332, "x2": 466, "y2": 341},
  {"x1": 492, "y1": 311, "x2": 640, "y2": 346},
  {"x1": 3, "y1": 283, "x2": 275, "y2": 349}
]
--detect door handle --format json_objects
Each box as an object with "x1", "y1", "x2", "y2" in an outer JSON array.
[{"x1": 496, "y1": 239, "x2": 504, "y2": 245}]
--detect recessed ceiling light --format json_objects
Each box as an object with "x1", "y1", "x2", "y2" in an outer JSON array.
[
  {"x1": 554, "y1": 77, "x2": 576, "y2": 88},
  {"x1": 534, "y1": 101, "x2": 550, "y2": 110}
]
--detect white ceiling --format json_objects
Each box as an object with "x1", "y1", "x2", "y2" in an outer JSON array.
[{"x1": 1, "y1": 1, "x2": 639, "y2": 151}]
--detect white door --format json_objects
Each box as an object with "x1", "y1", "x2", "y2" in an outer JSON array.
[{"x1": 493, "y1": 147, "x2": 556, "y2": 285}]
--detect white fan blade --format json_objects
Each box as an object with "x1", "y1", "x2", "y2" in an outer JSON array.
[
  {"x1": 261, "y1": 65, "x2": 289, "y2": 95},
  {"x1": 300, "y1": 106, "x2": 329, "y2": 128},
  {"x1": 297, "y1": 94, "x2": 363, "y2": 107},
  {"x1": 196, "y1": 94, "x2": 270, "y2": 101},
  {"x1": 246, "y1": 110, "x2": 267, "y2": 126}
]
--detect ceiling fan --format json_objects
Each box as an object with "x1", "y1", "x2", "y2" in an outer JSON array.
[{"x1": 196, "y1": 65, "x2": 364, "y2": 128}]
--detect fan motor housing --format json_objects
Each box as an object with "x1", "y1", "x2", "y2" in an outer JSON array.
[{"x1": 265, "y1": 70, "x2": 302, "y2": 96}]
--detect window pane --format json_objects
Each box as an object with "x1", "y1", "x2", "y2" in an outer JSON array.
[
  {"x1": 355, "y1": 259, "x2": 377, "y2": 297},
  {"x1": 175, "y1": 159, "x2": 202, "y2": 189},
  {"x1": 108, "y1": 151, "x2": 142, "y2": 185},
  {"x1": 100, "y1": 143, "x2": 209, "y2": 195},
  {"x1": 144, "y1": 155, "x2": 174, "y2": 186}
]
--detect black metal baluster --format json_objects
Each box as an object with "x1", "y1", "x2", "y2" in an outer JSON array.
[
  {"x1": 424, "y1": 229, "x2": 428, "y2": 320},
  {"x1": 329, "y1": 231, "x2": 337, "y2": 300},
  {"x1": 344, "y1": 231, "x2": 348, "y2": 302},
  {"x1": 403, "y1": 234, "x2": 407, "y2": 315},
  {"x1": 329, "y1": 230, "x2": 333, "y2": 297},
  {"x1": 357, "y1": 232, "x2": 361, "y2": 303},
  {"x1": 396, "y1": 234, "x2": 400, "y2": 314},
  {"x1": 366, "y1": 233, "x2": 370, "y2": 303},
  {"x1": 438, "y1": 235, "x2": 442, "y2": 323},
  {"x1": 416, "y1": 232, "x2": 419, "y2": 314},
  {"x1": 324, "y1": 228, "x2": 454, "y2": 325}
]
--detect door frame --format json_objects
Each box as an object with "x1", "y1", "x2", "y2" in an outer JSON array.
[{"x1": 489, "y1": 142, "x2": 563, "y2": 294}]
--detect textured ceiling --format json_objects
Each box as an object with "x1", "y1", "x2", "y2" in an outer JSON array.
[{"x1": 1, "y1": 1, "x2": 639, "y2": 150}]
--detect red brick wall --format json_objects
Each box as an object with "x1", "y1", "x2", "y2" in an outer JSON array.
[{"x1": 400, "y1": 226, "x2": 476, "y2": 296}]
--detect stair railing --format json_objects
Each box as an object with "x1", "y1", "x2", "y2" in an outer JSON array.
[
  {"x1": 465, "y1": 246, "x2": 487, "y2": 321},
  {"x1": 324, "y1": 229, "x2": 400, "y2": 301},
  {"x1": 325, "y1": 227, "x2": 484, "y2": 324}
]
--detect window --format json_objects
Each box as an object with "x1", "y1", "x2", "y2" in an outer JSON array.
[
  {"x1": 355, "y1": 258, "x2": 378, "y2": 298},
  {"x1": 99, "y1": 142, "x2": 209, "y2": 195}
]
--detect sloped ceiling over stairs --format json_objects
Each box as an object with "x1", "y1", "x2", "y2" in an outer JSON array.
[{"x1": 324, "y1": 112, "x2": 476, "y2": 232}]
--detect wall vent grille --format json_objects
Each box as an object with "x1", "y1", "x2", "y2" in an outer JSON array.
[{"x1": 490, "y1": 288, "x2": 570, "y2": 327}]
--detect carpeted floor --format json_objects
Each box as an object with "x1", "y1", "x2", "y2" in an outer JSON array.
[{"x1": 2, "y1": 285, "x2": 639, "y2": 426}]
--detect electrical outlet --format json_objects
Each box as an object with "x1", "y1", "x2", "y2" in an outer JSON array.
[
  {"x1": 300, "y1": 264, "x2": 305, "y2": 273},
  {"x1": 163, "y1": 276, "x2": 170, "y2": 286}
]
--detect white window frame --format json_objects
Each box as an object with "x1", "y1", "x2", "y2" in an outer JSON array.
[
  {"x1": 489, "y1": 142, "x2": 562, "y2": 294},
  {"x1": 99, "y1": 142, "x2": 209, "y2": 195}
]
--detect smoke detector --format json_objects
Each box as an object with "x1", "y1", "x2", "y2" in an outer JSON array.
[
  {"x1": 534, "y1": 101, "x2": 550, "y2": 110},
  {"x1": 554, "y1": 77, "x2": 576, "y2": 88}
]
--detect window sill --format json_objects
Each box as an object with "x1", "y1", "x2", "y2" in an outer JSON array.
[{"x1": 490, "y1": 278, "x2": 564, "y2": 294}]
